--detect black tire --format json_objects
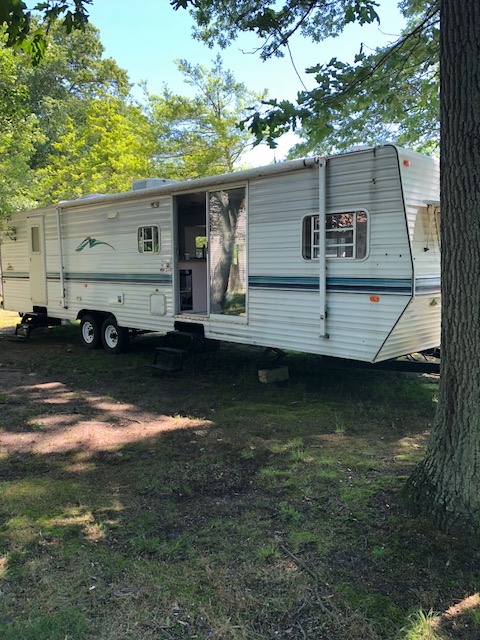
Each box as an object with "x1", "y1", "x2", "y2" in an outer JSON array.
[
  {"x1": 79, "y1": 314, "x2": 102, "y2": 349},
  {"x1": 101, "y1": 317, "x2": 129, "y2": 354}
]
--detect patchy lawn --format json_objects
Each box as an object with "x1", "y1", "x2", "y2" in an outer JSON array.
[{"x1": 0, "y1": 310, "x2": 478, "y2": 639}]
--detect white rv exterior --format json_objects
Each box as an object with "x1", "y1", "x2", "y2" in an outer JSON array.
[{"x1": 0, "y1": 145, "x2": 441, "y2": 362}]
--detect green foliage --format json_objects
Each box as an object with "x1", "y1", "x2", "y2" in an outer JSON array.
[
  {"x1": 34, "y1": 53, "x2": 261, "y2": 202},
  {"x1": 35, "y1": 98, "x2": 156, "y2": 202},
  {"x1": 0, "y1": 41, "x2": 41, "y2": 221},
  {"x1": 288, "y1": 1, "x2": 440, "y2": 155},
  {"x1": 0, "y1": 22, "x2": 264, "y2": 217},
  {"x1": 0, "y1": 19, "x2": 134, "y2": 221},
  {"x1": 0, "y1": 0, "x2": 91, "y2": 64},
  {"x1": 173, "y1": 0, "x2": 440, "y2": 154},
  {"x1": 171, "y1": 0, "x2": 381, "y2": 60},
  {"x1": 19, "y1": 20, "x2": 131, "y2": 170},
  {"x1": 146, "y1": 55, "x2": 267, "y2": 179}
]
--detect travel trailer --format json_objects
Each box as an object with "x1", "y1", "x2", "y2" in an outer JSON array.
[{"x1": 0, "y1": 145, "x2": 440, "y2": 363}]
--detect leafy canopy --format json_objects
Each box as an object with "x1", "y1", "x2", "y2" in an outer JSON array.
[
  {"x1": 287, "y1": 1, "x2": 439, "y2": 155},
  {"x1": 35, "y1": 98, "x2": 156, "y2": 203},
  {"x1": 0, "y1": 40, "x2": 42, "y2": 222},
  {"x1": 171, "y1": 0, "x2": 381, "y2": 59},
  {"x1": 171, "y1": 0, "x2": 440, "y2": 154},
  {"x1": 0, "y1": 0, "x2": 91, "y2": 63},
  {"x1": 0, "y1": 18, "x2": 263, "y2": 215},
  {"x1": 146, "y1": 55, "x2": 267, "y2": 179},
  {"x1": 1, "y1": 1, "x2": 440, "y2": 155},
  {"x1": 18, "y1": 19, "x2": 131, "y2": 170}
]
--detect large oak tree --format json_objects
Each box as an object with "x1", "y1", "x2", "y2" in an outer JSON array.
[{"x1": 405, "y1": 0, "x2": 480, "y2": 535}]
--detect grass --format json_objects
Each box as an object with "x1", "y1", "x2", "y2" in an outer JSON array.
[{"x1": 0, "y1": 314, "x2": 478, "y2": 639}]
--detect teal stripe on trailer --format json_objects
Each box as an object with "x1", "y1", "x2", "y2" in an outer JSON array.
[
  {"x1": 1, "y1": 272, "x2": 29, "y2": 280},
  {"x1": 249, "y1": 276, "x2": 318, "y2": 291},
  {"x1": 326, "y1": 277, "x2": 412, "y2": 294},
  {"x1": 249, "y1": 276, "x2": 413, "y2": 294},
  {"x1": 62, "y1": 272, "x2": 173, "y2": 285},
  {"x1": 415, "y1": 277, "x2": 441, "y2": 295}
]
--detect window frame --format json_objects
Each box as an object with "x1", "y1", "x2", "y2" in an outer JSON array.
[
  {"x1": 30, "y1": 225, "x2": 41, "y2": 254},
  {"x1": 137, "y1": 225, "x2": 160, "y2": 254},
  {"x1": 208, "y1": 185, "x2": 247, "y2": 318},
  {"x1": 302, "y1": 210, "x2": 369, "y2": 261}
]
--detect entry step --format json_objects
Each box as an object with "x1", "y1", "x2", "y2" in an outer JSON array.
[
  {"x1": 146, "y1": 346, "x2": 188, "y2": 372},
  {"x1": 164, "y1": 330, "x2": 219, "y2": 353}
]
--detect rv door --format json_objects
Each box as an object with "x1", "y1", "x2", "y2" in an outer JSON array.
[
  {"x1": 27, "y1": 216, "x2": 47, "y2": 305},
  {"x1": 208, "y1": 186, "x2": 247, "y2": 318}
]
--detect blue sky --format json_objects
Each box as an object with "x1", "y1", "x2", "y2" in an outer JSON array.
[{"x1": 87, "y1": 1, "x2": 406, "y2": 163}]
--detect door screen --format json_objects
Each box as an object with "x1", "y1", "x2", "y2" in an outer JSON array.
[{"x1": 209, "y1": 187, "x2": 246, "y2": 316}]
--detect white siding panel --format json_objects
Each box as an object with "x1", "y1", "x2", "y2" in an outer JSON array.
[
  {"x1": 326, "y1": 146, "x2": 411, "y2": 281},
  {"x1": 57, "y1": 196, "x2": 174, "y2": 328},
  {"x1": 248, "y1": 169, "x2": 318, "y2": 277},
  {"x1": 225, "y1": 289, "x2": 410, "y2": 362},
  {"x1": 397, "y1": 148, "x2": 440, "y2": 240},
  {"x1": 1, "y1": 207, "x2": 56, "y2": 313},
  {"x1": 377, "y1": 297, "x2": 441, "y2": 361},
  {"x1": 246, "y1": 147, "x2": 412, "y2": 362}
]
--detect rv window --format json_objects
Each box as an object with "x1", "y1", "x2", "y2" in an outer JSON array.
[
  {"x1": 31, "y1": 226, "x2": 41, "y2": 253},
  {"x1": 303, "y1": 211, "x2": 367, "y2": 260},
  {"x1": 138, "y1": 226, "x2": 160, "y2": 253}
]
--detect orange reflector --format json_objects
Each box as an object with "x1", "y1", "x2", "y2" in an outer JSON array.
[
  {"x1": 83, "y1": 283, "x2": 88, "y2": 288},
  {"x1": 403, "y1": 159, "x2": 411, "y2": 166},
  {"x1": 370, "y1": 295, "x2": 380, "y2": 302}
]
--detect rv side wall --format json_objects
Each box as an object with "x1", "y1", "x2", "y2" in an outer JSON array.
[
  {"x1": 1, "y1": 146, "x2": 440, "y2": 363},
  {"x1": 58, "y1": 196, "x2": 174, "y2": 332},
  {"x1": 242, "y1": 146, "x2": 414, "y2": 362}
]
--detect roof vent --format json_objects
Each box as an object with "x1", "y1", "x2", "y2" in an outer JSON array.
[
  {"x1": 132, "y1": 178, "x2": 179, "y2": 191},
  {"x1": 348, "y1": 145, "x2": 371, "y2": 152}
]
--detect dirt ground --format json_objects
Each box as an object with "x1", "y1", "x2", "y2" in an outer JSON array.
[
  {"x1": 0, "y1": 311, "x2": 210, "y2": 457},
  {"x1": 1, "y1": 309, "x2": 479, "y2": 640}
]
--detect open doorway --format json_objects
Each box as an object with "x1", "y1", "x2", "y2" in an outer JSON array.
[
  {"x1": 175, "y1": 192, "x2": 208, "y2": 315},
  {"x1": 175, "y1": 187, "x2": 247, "y2": 317}
]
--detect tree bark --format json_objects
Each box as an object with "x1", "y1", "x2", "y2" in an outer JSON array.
[
  {"x1": 405, "y1": 0, "x2": 480, "y2": 534},
  {"x1": 210, "y1": 189, "x2": 244, "y2": 312}
]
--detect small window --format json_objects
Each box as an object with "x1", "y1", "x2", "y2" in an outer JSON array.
[
  {"x1": 31, "y1": 226, "x2": 40, "y2": 253},
  {"x1": 303, "y1": 211, "x2": 368, "y2": 260},
  {"x1": 138, "y1": 226, "x2": 160, "y2": 253},
  {"x1": 302, "y1": 215, "x2": 320, "y2": 259}
]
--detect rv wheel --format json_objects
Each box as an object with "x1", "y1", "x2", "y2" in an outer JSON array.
[
  {"x1": 101, "y1": 317, "x2": 129, "y2": 354},
  {"x1": 80, "y1": 314, "x2": 102, "y2": 349}
]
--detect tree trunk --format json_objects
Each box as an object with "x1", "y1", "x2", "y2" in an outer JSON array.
[
  {"x1": 405, "y1": 0, "x2": 480, "y2": 534},
  {"x1": 210, "y1": 189, "x2": 244, "y2": 312}
]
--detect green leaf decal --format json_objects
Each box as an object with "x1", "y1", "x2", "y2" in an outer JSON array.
[{"x1": 75, "y1": 237, "x2": 115, "y2": 252}]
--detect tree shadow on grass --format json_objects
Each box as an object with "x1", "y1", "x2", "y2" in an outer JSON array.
[{"x1": 2, "y1": 333, "x2": 477, "y2": 639}]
